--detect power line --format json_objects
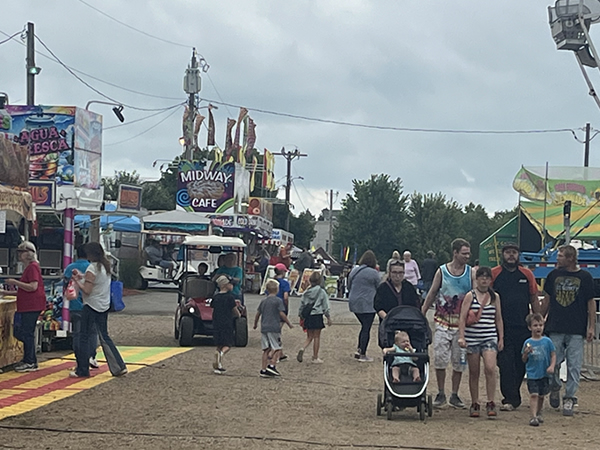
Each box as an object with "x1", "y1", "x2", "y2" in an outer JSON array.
[
  {"x1": 200, "y1": 97, "x2": 577, "y2": 136},
  {"x1": 104, "y1": 106, "x2": 180, "y2": 146},
  {"x1": 0, "y1": 28, "x2": 184, "y2": 101},
  {"x1": 292, "y1": 180, "x2": 308, "y2": 211},
  {"x1": 77, "y1": 0, "x2": 190, "y2": 49},
  {"x1": 0, "y1": 28, "x2": 23, "y2": 46},
  {"x1": 104, "y1": 104, "x2": 182, "y2": 130},
  {"x1": 34, "y1": 33, "x2": 183, "y2": 112}
]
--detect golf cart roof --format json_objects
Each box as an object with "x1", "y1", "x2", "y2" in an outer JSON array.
[{"x1": 182, "y1": 235, "x2": 246, "y2": 248}]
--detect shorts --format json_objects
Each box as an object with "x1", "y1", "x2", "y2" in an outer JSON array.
[
  {"x1": 527, "y1": 378, "x2": 550, "y2": 396},
  {"x1": 466, "y1": 339, "x2": 498, "y2": 355},
  {"x1": 261, "y1": 332, "x2": 282, "y2": 351},
  {"x1": 213, "y1": 326, "x2": 234, "y2": 347},
  {"x1": 433, "y1": 325, "x2": 464, "y2": 372},
  {"x1": 304, "y1": 314, "x2": 324, "y2": 330}
]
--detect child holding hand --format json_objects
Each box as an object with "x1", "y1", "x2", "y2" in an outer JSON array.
[
  {"x1": 383, "y1": 330, "x2": 421, "y2": 383},
  {"x1": 522, "y1": 313, "x2": 556, "y2": 427}
]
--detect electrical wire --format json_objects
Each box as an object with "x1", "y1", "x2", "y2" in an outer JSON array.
[
  {"x1": 200, "y1": 98, "x2": 578, "y2": 135},
  {"x1": 104, "y1": 106, "x2": 180, "y2": 146},
  {"x1": 0, "y1": 28, "x2": 184, "y2": 101},
  {"x1": 34, "y1": 33, "x2": 184, "y2": 112},
  {"x1": 0, "y1": 29, "x2": 22, "y2": 45},
  {"x1": 77, "y1": 0, "x2": 191, "y2": 49},
  {"x1": 103, "y1": 103, "x2": 182, "y2": 130},
  {"x1": 292, "y1": 180, "x2": 308, "y2": 211}
]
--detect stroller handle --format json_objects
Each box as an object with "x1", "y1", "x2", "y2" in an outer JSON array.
[{"x1": 383, "y1": 352, "x2": 429, "y2": 362}]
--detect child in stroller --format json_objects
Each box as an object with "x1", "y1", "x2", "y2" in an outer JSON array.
[
  {"x1": 377, "y1": 305, "x2": 432, "y2": 421},
  {"x1": 382, "y1": 331, "x2": 421, "y2": 383}
]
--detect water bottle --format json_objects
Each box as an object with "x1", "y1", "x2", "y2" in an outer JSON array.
[{"x1": 459, "y1": 347, "x2": 467, "y2": 367}]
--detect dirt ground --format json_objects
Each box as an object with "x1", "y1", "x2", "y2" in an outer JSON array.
[{"x1": 1, "y1": 297, "x2": 600, "y2": 450}]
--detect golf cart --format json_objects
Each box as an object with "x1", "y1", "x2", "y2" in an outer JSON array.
[
  {"x1": 138, "y1": 231, "x2": 194, "y2": 289},
  {"x1": 174, "y1": 235, "x2": 248, "y2": 347}
]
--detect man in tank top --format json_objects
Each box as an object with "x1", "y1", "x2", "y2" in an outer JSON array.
[{"x1": 422, "y1": 238, "x2": 474, "y2": 409}]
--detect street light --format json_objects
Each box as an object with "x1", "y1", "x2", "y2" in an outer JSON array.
[{"x1": 85, "y1": 100, "x2": 125, "y2": 123}]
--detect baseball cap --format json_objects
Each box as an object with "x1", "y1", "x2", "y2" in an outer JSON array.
[
  {"x1": 274, "y1": 263, "x2": 287, "y2": 272},
  {"x1": 501, "y1": 242, "x2": 520, "y2": 253},
  {"x1": 216, "y1": 275, "x2": 232, "y2": 288},
  {"x1": 17, "y1": 241, "x2": 36, "y2": 253}
]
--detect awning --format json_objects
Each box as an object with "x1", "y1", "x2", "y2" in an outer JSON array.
[
  {"x1": 0, "y1": 185, "x2": 34, "y2": 221},
  {"x1": 520, "y1": 199, "x2": 600, "y2": 239}
]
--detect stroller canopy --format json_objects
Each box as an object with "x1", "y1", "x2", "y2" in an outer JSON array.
[{"x1": 378, "y1": 305, "x2": 431, "y2": 350}]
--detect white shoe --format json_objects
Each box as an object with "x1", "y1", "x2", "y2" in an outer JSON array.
[
  {"x1": 89, "y1": 357, "x2": 100, "y2": 369},
  {"x1": 311, "y1": 358, "x2": 324, "y2": 364}
]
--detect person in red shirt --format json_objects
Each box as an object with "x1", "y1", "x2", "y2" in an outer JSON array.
[{"x1": 1, "y1": 241, "x2": 46, "y2": 372}]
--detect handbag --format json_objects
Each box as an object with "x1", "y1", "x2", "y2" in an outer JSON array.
[
  {"x1": 109, "y1": 280, "x2": 126, "y2": 312},
  {"x1": 65, "y1": 280, "x2": 78, "y2": 301},
  {"x1": 466, "y1": 290, "x2": 483, "y2": 326}
]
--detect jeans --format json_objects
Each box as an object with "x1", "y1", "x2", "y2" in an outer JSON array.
[
  {"x1": 13, "y1": 311, "x2": 41, "y2": 365},
  {"x1": 75, "y1": 305, "x2": 126, "y2": 377},
  {"x1": 549, "y1": 333, "x2": 584, "y2": 399},
  {"x1": 497, "y1": 330, "x2": 529, "y2": 408},
  {"x1": 71, "y1": 310, "x2": 99, "y2": 361},
  {"x1": 355, "y1": 313, "x2": 375, "y2": 355}
]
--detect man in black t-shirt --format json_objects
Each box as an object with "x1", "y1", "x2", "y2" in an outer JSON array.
[
  {"x1": 420, "y1": 251, "x2": 438, "y2": 299},
  {"x1": 211, "y1": 275, "x2": 241, "y2": 374},
  {"x1": 541, "y1": 244, "x2": 596, "y2": 417},
  {"x1": 491, "y1": 243, "x2": 539, "y2": 411}
]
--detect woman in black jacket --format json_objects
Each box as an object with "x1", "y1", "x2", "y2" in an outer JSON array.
[{"x1": 374, "y1": 260, "x2": 421, "y2": 320}]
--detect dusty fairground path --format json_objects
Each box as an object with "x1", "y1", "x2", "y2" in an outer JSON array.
[{"x1": 1, "y1": 294, "x2": 599, "y2": 450}]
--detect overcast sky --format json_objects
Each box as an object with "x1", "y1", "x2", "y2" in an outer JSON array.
[{"x1": 3, "y1": 1, "x2": 600, "y2": 217}]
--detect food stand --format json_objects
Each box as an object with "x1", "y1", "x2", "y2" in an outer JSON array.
[{"x1": 2, "y1": 105, "x2": 105, "y2": 352}]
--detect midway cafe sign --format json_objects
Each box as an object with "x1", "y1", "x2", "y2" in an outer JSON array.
[{"x1": 177, "y1": 162, "x2": 236, "y2": 213}]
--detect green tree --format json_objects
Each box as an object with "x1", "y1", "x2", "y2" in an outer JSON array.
[
  {"x1": 406, "y1": 192, "x2": 463, "y2": 263},
  {"x1": 101, "y1": 170, "x2": 142, "y2": 201},
  {"x1": 491, "y1": 207, "x2": 518, "y2": 229},
  {"x1": 141, "y1": 165, "x2": 178, "y2": 211},
  {"x1": 290, "y1": 210, "x2": 316, "y2": 249},
  {"x1": 461, "y1": 202, "x2": 494, "y2": 262},
  {"x1": 334, "y1": 174, "x2": 408, "y2": 264}
]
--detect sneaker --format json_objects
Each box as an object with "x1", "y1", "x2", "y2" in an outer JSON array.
[
  {"x1": 354, "y1": 350, "x2": 361, "y2": 359},
  {"x1": 311, "y1": 358, "x2": 324, "y2": 364},
  {"x1": 449, "y1": 393, "x2": 465, "y2": 409},
  {"x1": 297, "y1": 348, "x2": 304, "y2": 362},
  {"x1": 14, "y1": 363, "x2": 38, "y2": 373},
  {"x1": 500, "y1": 403, "x2": 515, "y2": 411},
  {"x1": 537, "y1": 413, "x2": 544, "y2": 424},
  {"x1": 529, "y1": 416, "x2": 540, "y2": 427},
  {"x1": 563, "y1": 398, "x2": 574, "y2": 417},
  {"x1": 279, "y1": 354, "x2": 288, "y2": 362},
  {"x1": 549, "y1": 390, "x2": 560, "y2": 409},
  {"x1": 115, "y1": 368, "x2": 128, "y2": 377},
  {"x1": 260, "y1": 369, "x2": 273, "y2": 378},
  {"x1": 89, "y1": 357, "x2": 100, "y2": 369},
  {"x1": 433, "y1": 392, "x2": 447, "y2": 409},
  {"x1": 266, "y1": 365, "x2": 281, "y2": 376},
  {"x1": 68, "y1": 371, "x2": 87, "y2": 378},
  {"x1": 213, "y1": 351, "x2": 219, "y2": 370},
  {"x1": 358, "y1": 355, "x2": 374, "y2": 363},
  {"x1": 486, "y1": 401, "x2": 497, "y2": 418},
  {"x1": 469, "y1": 403, "x2": 480, "y2": 418},
  {"x1": 213, "y1": 367, "x2": 226, "y2": 375}
]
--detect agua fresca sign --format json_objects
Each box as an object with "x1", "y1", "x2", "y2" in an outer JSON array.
[{"x1": 177, "y1": 161, "x2": 236, "y2": 213}]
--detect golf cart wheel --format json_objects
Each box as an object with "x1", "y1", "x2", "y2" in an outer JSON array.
[
  {"x1": 419, "y1": 400, "x2": 426, "y2": 421},
  {"x1": 386, "y1": 401, "x2": 393, "y2": 420},
  {"x1": 139, "y1": 275, "x2": 148, "y2": 290},
  {"x1": 428, "y1": 394, "x2": 433, "y2": 417},
  {"x1": 174, "y1": 314, "x2": 180, "y2": 340},
  {"x1": 234, "y1": 316, "x2": 248, "y2": 347},
  {"x1": 179, "y1": 316, "x2": 194, "y2": 346},
  {"x1": 376, "y1": 393, "x2": 383, "y2": 416}
]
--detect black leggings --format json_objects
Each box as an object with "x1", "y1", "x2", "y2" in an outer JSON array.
[{"x1": 355, "y1": 313, "x2": 375, "y2": 355}]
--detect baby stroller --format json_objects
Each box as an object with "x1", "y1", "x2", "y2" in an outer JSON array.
[{"x1": 376, "y1": 305, "x2": 433, "y2": 421}]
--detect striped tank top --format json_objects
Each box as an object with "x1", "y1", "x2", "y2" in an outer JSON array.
[
  {"x1": 464, "y1": 290, "x2": 498, "y2": 345},
  {"x1": 435, "y1": 264, "x2": 472, "y2": 329}
]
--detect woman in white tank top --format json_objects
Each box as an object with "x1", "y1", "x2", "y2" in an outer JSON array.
[{"x1": 458, "y1": 266, "x2": 504, "y2": 419}]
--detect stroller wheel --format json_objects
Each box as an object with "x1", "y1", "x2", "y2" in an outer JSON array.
[
  {"x1": 377, "y1": 394, "x2": 383, "y2": 416},
  {"x1": 419, "y1": 400, "x2": 426, "y2": 421},
  {"x1": 386, "y1": 401, "x2": 393, "y2": 420}
]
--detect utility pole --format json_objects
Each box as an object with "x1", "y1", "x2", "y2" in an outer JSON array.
[
  {"x1": 328, "y1": 189, "x2": 333, "y2": 254},
  {"x1": 584, "y1": 122, "x2": 591, "y2": 167},
  {"x1": 275, "y1": 147, "x2": 307, "y2": 231},
  {"x1": 183, "y1": 48, "x2": 201, "y2": 160},
  {"x1": 26, "y1": 22, "x2": 41, "y2": 105}
]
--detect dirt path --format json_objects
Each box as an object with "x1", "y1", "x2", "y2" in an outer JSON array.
[{"x1": 1, "y1": 303, "x2": 599, "y2": 450}]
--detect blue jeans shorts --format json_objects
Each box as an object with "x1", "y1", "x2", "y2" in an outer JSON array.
[
  {"x1": 527, "y1": 378, "x2": 550, "y2": 396},
  {"x1": 467, "y1": 339, "x2": 498, "y2": 355}
]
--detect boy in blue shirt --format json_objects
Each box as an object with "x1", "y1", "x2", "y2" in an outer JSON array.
[{"x1": 522, "y1": 313, "x2": 556, "y2": 427}]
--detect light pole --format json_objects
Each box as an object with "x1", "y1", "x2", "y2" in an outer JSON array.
[
  {"x1": 183, "y1": 48, "x2": 202, "y2": 161},
  {"x1": 85, "y1": 100, "x2": 125, "y2": 122}
]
